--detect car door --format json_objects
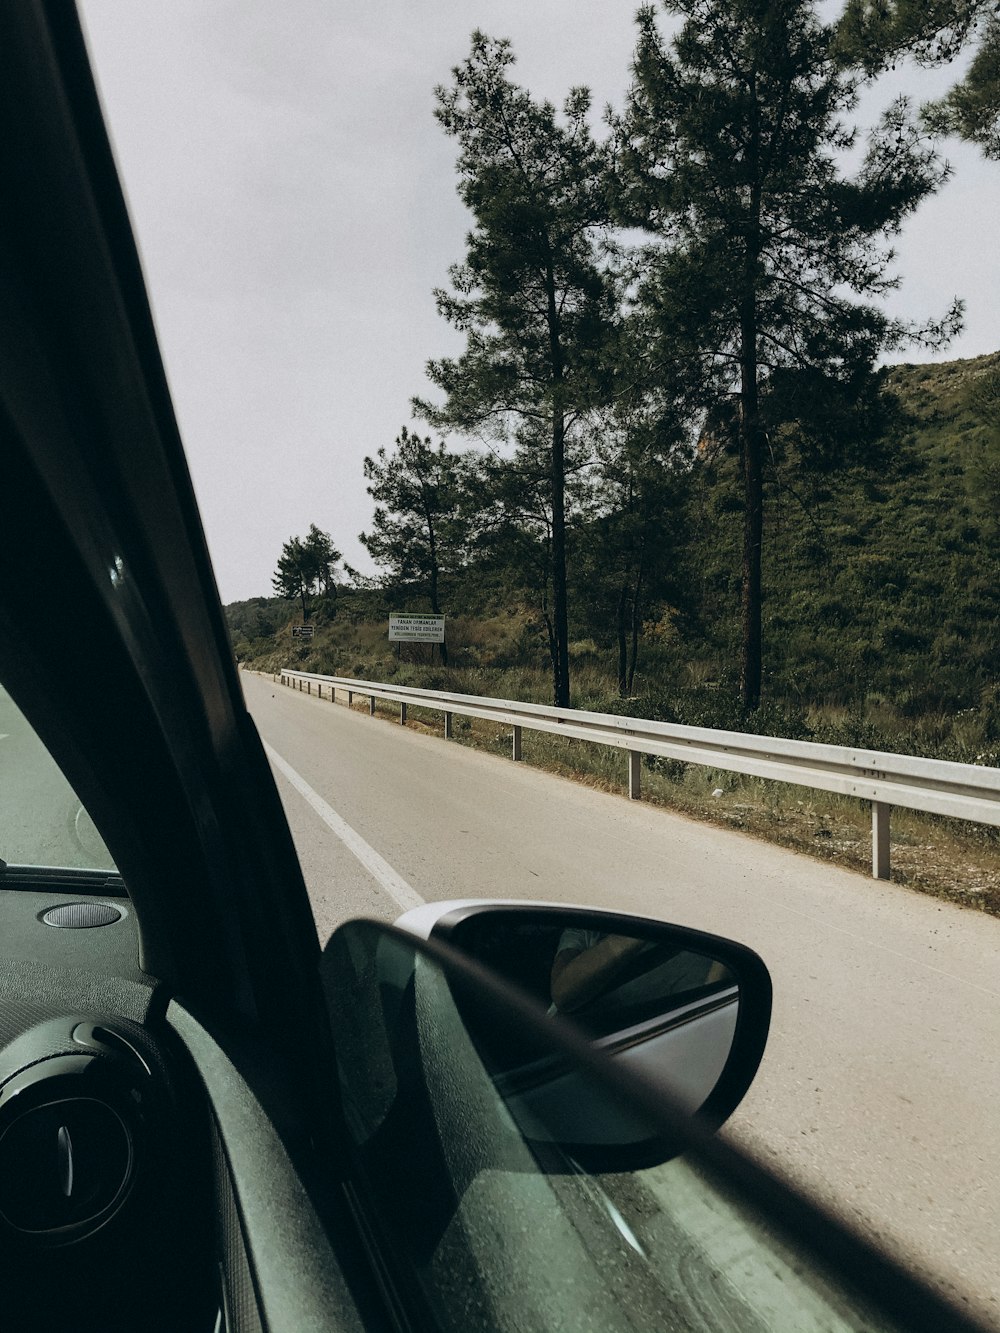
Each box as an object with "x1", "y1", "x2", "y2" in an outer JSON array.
[{"x1": 0, "y1": 6, "x2": 993, "y2": 1333}]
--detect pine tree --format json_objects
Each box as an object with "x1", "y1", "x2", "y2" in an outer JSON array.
[
  {"x1": 272, "y1": 526, "x2": 340, "y2": 620},
  {"x1": 835, "y1": 0, "x2": 1000, "y2": 159},
  {"x1": 618, "y1": 0, "x2": 960, "y2": 706},
  {"x1": 583, "y1": 400, "x2": 691, "y2": 698},
  {"x1": 415, "y1": 32, "x2": 617, "y2": 707},
  {"x1": 359, "y1": 428, "x2": 469, "y2": 661}
]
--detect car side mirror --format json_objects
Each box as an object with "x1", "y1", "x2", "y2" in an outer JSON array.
[
  {"x1": 322, "y1": 907, "x2": 769, "y2": 1186},
  {"x1": 393, "y1": 902, "x2": 771, "y2": 1158},
  {"x1": 317, "y1": 920, "x2": 980, "y2": 1333}
]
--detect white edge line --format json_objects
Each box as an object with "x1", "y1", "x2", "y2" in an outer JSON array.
[{"x1": 261, "y1": 739, "x2": 425, "y2": 914}]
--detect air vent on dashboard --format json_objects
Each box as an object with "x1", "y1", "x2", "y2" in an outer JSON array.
[
  {"x1": 0, "y1": 1019, "x2": 157, "y2": 1244},
  {"x1": 41, "y1": 902, "x2": 122, "y2": 929},
  {"x1": 0, "y1": 1095, "x2": 132, "y2": 1233}
]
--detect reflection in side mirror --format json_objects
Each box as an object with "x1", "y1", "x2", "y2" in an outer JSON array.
[
  {"x1": 401, "y1": 903, "x2": 771, "y2": 1146},
  {"x1": 478, "y1": 927, "x2": 737, "y2": 1121}
]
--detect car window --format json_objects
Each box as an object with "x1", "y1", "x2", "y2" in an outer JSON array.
[
  {"x1": 73, "y1": 4, "x2": 1000, "y2": 1327},
  {"x1": 0, "y1": 682, "x2": 116, "y2": 872}
]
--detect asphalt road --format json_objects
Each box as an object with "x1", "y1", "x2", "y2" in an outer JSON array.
[
  {"x1": 0, "y1": 685, "x2": 114, "y2": 870},
  {"x1": 244, "y1": 670, "x2": 1000, "y2": 1326}
]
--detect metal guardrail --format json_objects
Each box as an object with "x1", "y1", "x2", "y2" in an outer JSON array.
[{"x1": 275, "y1": 668, "x2": 1000, "y2": 881}]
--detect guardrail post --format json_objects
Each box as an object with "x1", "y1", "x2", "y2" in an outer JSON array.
[
  {"x1": 400, "y1": 703, "x2": 407, "y2": 725},
  {"x1": 628, "y1": 750, "x2": 641, "y2": 800},
  {"x1": 444, "y1": 712, "x2": 453, "y2": 739},
  {"x1": 872, "y1": 801, "x2": 890, "y2": 879},
  {"x1": 347, "y1": 690, "x2": 353, "y2": 707},
  {"x1": 369, "y1": 695, "x2": 376, "y2": 716},
  {"x1": 512, "y1": 725, "x2": 522, "y2": 761}
]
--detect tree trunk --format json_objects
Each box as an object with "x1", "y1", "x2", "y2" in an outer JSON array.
[
  {"x1": 426, "y1": 523, "x2": 448, "y2": 665},
  {"x1": 616, "y1": 584, "x2": 629, "y2": 697},
  {"x1": 627, "y1": 560, "x2": 644, "y2": 697},
  {"x1": 543, "y1": 608, "x2": 559, "y2": 705},
  {"x1": 550, "y1": 411, "x2": 570, "y2": 707},
  {"x1": 739, "y1": 83, "x2": 763, "y2": 711},
  {"x1": 739, "y1": 299, "x2": 763, "y2": 710},
  {"x1": 544, "y1": 252, "x2": 570, "y2": 710}
]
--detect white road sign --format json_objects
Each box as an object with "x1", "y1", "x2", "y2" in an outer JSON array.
[{"x1": 388, "y1": 614, "x2": 445, "y2": 643}]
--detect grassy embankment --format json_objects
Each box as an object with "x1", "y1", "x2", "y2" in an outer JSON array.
[{"x1": 235, "y1": 353, "x2": 1000, "y2": 916}]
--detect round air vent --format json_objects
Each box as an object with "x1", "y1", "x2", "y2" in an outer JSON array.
[
  {"x1": 41, "y1": 902, "x2": 122, "y2": 929},
  {"x1": 0, "y1": 1022, "x2": 153, "y2": 1244},
  {"x1": 0, "y1": 1096, "x2": 132, "y2": 1233}
]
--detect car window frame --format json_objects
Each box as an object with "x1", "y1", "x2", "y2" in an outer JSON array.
[{"x1": 0, "y1": 0, "x2": 334, "y2": 1133}]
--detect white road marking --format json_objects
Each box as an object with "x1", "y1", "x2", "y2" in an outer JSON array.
[{"x1": 262, "y1": 739, "x2": 425, "y2": 913}]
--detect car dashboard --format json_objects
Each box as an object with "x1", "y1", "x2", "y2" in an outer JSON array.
[
  {"x1": 0, "y1": 882, "x2": 359, "y2": 1333},
  {"x1": 0, "y1": 884, "x2": 222, "y2": 1330}
]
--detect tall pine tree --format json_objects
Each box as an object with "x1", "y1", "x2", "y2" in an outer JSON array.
[
  {"x1": 415, "y1": 32, "x2": 616, "y2": 707},
  {"x1": 359, "y1": 427, "x2": 468, "y2": 662},
  {"x1": 617, "y1": 0, "x2": 960, "y2": 706}
]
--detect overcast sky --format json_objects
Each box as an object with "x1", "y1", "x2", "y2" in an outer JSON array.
[{"x1": 79, "y1": 2, "x2": 999, "y2": 605}]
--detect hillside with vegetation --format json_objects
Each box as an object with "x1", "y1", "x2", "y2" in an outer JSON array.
[
  {"x1": 231, "y1": 350, "x2": 1000, "y2": 765},
  {"x1": 231, "y1": 352, "x2": 1000, "y2": 915},
  {"x1": 679, "y1": 351, "x2": 1000, "y2": 742}
]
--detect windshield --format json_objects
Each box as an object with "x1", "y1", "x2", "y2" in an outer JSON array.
[{"x1": 0, "y1": 683, "x2": 117, "y2": 873}]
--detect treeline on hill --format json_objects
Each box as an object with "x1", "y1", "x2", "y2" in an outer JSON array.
[{"x1": 230, "y1": 351, "x2": 1000, "y2": 766}]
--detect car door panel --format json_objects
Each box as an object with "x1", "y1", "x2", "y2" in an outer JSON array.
[{"x1": 167, "y1": 999, "x2": 368, "y2": 1333}]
